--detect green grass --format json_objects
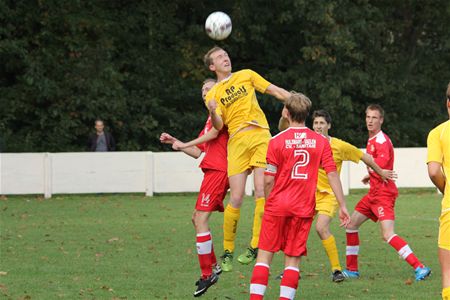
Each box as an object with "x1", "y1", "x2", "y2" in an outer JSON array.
[{"x1": 0, "y1": 190, "x2": 443, "y2": 299}]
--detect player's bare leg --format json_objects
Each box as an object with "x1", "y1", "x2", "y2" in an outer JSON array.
[
  {"x1": 439, "y1": 248, "x2": 450, "y2": 299},
  {"x1": 249, "y1": 249, "x2": 274, "y2": 299},
  {"x1": 343, "y1": 211, "x2": 369, "y2": 278},
  {"x1": 221, "y1": 171, "x2": 247, "y2": 271},
  {"x1": 316, "y1": 214, "x2": 344, "y2": 282},
  {"x1": 192, "y1": 210, "x2": 220, "y2": 297},
  {"x1": 239, "y1": 168, "x2": 265, "y2": 265},
  {"x1": 380, "y1": 220, "x2": 431, "y2": 281}
]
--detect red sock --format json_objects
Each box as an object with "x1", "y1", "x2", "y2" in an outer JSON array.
[
  {"x1": 250, "y1": 263, "x2": 270, "y2": 300},
  {"x1": 387, "y1": 234, "x2": 423, "y2": 269},
  {"x1": 346, "y1": 229, "x2": 359, "y2": 272},
  {"x1": 211, "y1": 244, "x2": 217, "y2": 267},
  {"x1": 279, "y1": 267, "x2": 299, "y2": 300},
  {"x1": 196, "y1": 232, "x2": 212, "y2": 278}
]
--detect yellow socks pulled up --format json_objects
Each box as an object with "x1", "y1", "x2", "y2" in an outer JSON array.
[
  {"x1": 322, "y1": 235, "x2": 342, "y2": 271},
  {"x1": 250, "y1": 197, "x2": 265, "y2": 249},
  {"x1": 223, "y1": 204, "x2": 240, "y2": 252}
]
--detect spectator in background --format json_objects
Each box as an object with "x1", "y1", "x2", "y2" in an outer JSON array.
[{"x1": 88, "y1": 119, "x2": 116, "y2": 151}]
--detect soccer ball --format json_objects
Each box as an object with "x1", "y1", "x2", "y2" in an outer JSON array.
[{"x1": 205, "y1": 11, "x2": 232, "y2": 41}]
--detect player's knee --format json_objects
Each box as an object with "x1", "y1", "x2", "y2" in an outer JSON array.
[
  {"x1": 382, "y1": 232, "x2": 395, "y2": 242},
  {"x1": 315, "y1": 224, "x2": 329, "y2": 239},
  {"x1": 229, "y1": 197, "x2": 243, "y2": 208}
]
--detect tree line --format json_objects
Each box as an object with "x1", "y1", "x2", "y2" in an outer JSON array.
[{"x1": 1, "y1": 0, "x2": 449, "y2": 152}]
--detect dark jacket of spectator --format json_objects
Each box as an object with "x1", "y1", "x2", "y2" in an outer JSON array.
[{"x1": 87, "y1": 132, "x2": 116, "y2": 151}]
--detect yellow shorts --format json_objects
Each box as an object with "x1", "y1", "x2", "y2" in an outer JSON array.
[
  {"x1": 227, "y1": 128, "x2": 271, "y2": 177},
  {"x1": 439, "y1": 210, "x2": 450, "y2": 250},
  {"x1": 315, "y1": 191, "x2": 338, "y2": 218}
]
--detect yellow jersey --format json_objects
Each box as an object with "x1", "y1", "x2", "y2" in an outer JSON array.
[
  {"x1": 317, "y1": 137, "x2": 364, "y2": 194},
  {"x1": 427, "y1": 120, "x2": 450, "y2": 213},
  {"x1": 205, "y1": 69, "x2": 271, "y2": 136}
]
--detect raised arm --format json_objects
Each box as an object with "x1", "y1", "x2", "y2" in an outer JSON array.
[
  {"x1": 428, "y1": 162, "x2": 446, "y2": 194},
  {"x1": 207, "y1": 99, "x2": 224, "y2": 130},
  {"x1": 173, "y1": 127, "x2": 219, "y2": 150},
  {"x1": 265, "y1": 84, "x2": 291, "y2": 102},
  {"x1": 159, "y1": 132, "x2": 202, "y2": 159},
  {"x1": 360, "y1": 153, "x2": 397, "y2": 181}
]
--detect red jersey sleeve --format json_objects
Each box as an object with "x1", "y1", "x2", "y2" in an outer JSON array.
[{"x1": 320, "y1": 139, "x2": 337, "y2": 173}]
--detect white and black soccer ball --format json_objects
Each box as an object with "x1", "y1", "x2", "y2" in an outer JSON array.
[{"x1": 205, "y1": 11, "x2": 232, "y2": 41}]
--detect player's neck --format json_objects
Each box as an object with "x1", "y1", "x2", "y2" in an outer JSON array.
[
  {"x1": 368, "y1": 129, "x2": 381, "y2": 139},
  {"x1": 216, "y1": 71, "x2": 232, "y2": 82},
  {"x1": 289, "y1": 121, "x2": 305, "y2": 128}
]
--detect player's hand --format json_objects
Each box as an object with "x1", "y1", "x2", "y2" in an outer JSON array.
[
  {"x1": 380, "y1": 169, "x2": 397, "y2": 182},
  {"x1": 172, "y1": 140, "x2": 187, "y2": 150},
  {"x1": 338, "y1": 206, "x2": 351, "y2": 228},
  {"x1": 160, "y1": 132, "x2": 177, "y2": 145},
  {"x1": 207, "y1": 99, "x2": 218, "y2": 113},
  {"x1": 361, "y1": 175, "x2": 370, "y2": 185}
]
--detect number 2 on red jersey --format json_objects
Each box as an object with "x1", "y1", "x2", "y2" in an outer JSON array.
[{"x1": 291, "y1": 149, "x2": 310, "y2": 179}]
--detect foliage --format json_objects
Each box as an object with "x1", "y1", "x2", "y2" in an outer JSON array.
[{"x1": 1, "y1": 0, "x2": 449, "y2": 151}]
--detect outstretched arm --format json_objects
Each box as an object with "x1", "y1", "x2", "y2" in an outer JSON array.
[
  {"x1": 159, "y1": 132, "x2": 202, "y2": 159},
  {"x1": 173, "y1": 128, "x2": 219, "y2": 150},
  {"x1": 361, "y1": 153, "x2": 397, "y2": 181},
  {"x1": 265, "y1": 84, "x2": 291, "y2": 102},
  {"x1": 428, "y1": 162, "x2": 446, "y2": 194}
]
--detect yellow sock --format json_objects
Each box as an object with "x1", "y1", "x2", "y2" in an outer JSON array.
[
  {"x1": 223, "y1": 204, "x2": 240, "y2": 252},
  {"x1": 443, "y1": 287, "x2": 450, "y2": 300},
  {"x1": 322, "y1": 235, "x2": 341, "y2": 271},
  {"x1": 250, "y1": 197, "x2": 265, "y2": 249}
]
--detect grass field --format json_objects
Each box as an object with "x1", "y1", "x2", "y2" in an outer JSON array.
[{"x1": 0, "y1": 190, "x2": 443, "y2": 299}]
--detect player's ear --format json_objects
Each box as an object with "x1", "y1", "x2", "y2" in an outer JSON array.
[{"x1": 208, "y1": 63, "x2": 216, "y2": 72}]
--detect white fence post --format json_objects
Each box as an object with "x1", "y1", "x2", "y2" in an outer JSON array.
[
  {"x1": 44, "y1": 153, "x2": 52, "y2": 198},
  {"x1": 145, "y1": 152, "x2": 154, "y2": 196}
]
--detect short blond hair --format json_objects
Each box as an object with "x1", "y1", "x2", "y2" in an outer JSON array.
[
  {"x1": 285, "y1": 92, "x2": 312, "y2": 123},
  {"x1": 202, "y1": 78, "x2": 216, "y2": 85},
  {"x1": 366, "y1": 104, "x2": 385, "y2": 118},
  {"x1": 203, "y1": 46, "x2": 223, "y2": 69}
]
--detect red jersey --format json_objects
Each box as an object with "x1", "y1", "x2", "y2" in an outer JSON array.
[
  {"x1": 264, "y1": 127, "x2": 337, "y2": 217},
  {"x1": 366, "y1": 131, "x2": 397, "y2": 193},
  {"x1": 197, "y1": 116, "x2": 228, "y2": 172}
]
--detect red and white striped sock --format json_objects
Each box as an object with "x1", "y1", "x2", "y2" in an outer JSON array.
[
  {"x1": 279, "y1": 267, "x2": 300, "y2": 300},
  {"x1": 250, "y1": 263, "x2": 270, "y2": 300},
  {"x1": 387, "y1": 234, "x2": 423, "y2": 269},
  {"x1": 196, "y1": 232, "x2": 213, "y2": 278},
  {"x1": 210, "y1": 243, "x2": 217, "y2": 268},
  {"x1": 346, "y1": 229, "x2": 359, "y2": 271}
]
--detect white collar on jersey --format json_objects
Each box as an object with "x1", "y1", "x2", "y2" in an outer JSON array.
[{"x1": 369, "y1": 130, "x2": 386, "y2": 144}]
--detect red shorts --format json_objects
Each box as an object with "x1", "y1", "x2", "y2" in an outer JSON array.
[
  {"x1": 355, "y1": 188, "x2": 398, "y2": 222},
  {"x1": 195, "y1": 169, "x2": 229, "y2": 212},
  {"x1": 258, "y1": 214, "x2": 313, "y2": 257}
]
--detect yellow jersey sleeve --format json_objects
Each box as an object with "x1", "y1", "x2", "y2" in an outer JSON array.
[
  {"x1": 427, "y1": 126, "x2": 443, "y2": 164},
  {"x1": 316, "y1": 138, "x2": 363, "y2": 194},
  {"x1": 336, "y1": 139, "x2": 364, "y2": 164},
  {"x1": 248, "y1": 69, "x2": 271, "y2": 93},
  {"x1": 427, "y1": 121, "x2": 450, "y2": 213}
]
